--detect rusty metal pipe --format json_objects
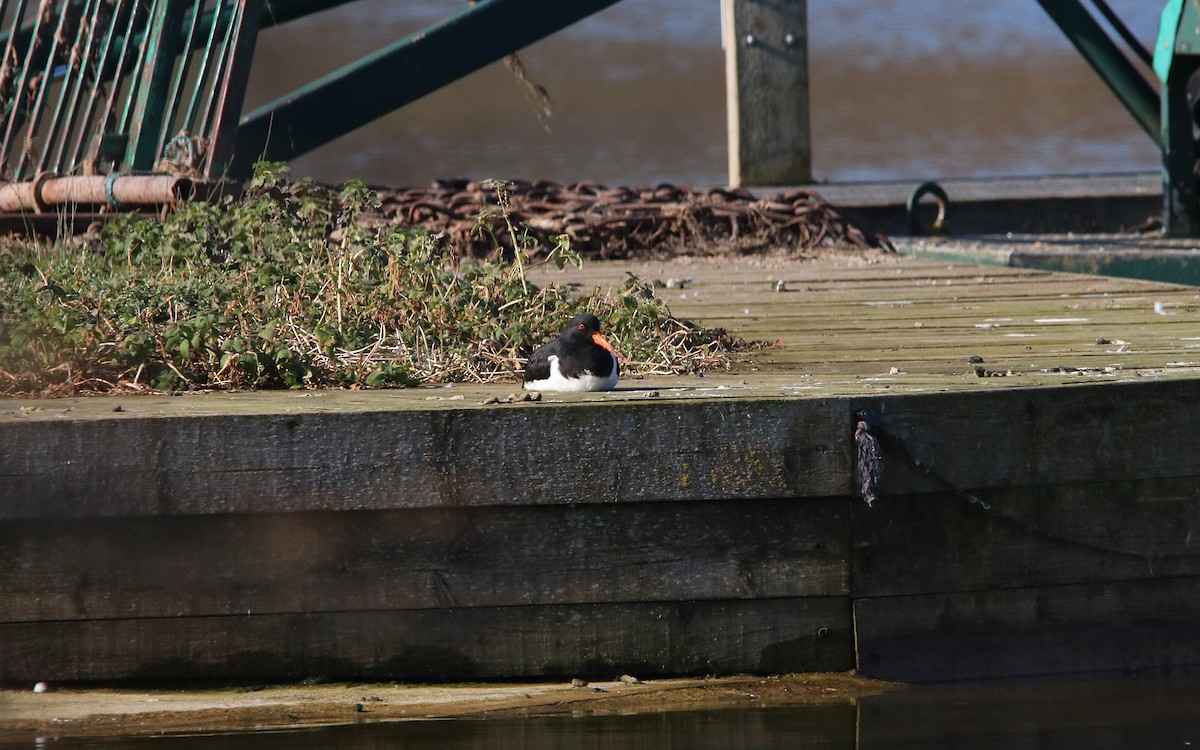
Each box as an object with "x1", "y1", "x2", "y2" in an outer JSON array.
[
  {"x1": 0, "y1": 173, "x2": 51, "y2": 212},
  {"x1": 0, "y1": 174, "x2": 196, "y2": 212},
  {"x1": 0, "y1": 181, "x2": 41, "y2": 212}
]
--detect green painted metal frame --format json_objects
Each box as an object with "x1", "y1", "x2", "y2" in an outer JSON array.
[
  {"x1": 2, "y1": 0, "x2": 626, "y2": 201},
  {"x1": 1035, "y1": 0, "x2": 1200, "y2": 236},
  {"x1": 3, "y1": 0, "x2": 627, "y2": 182},
  {"x1": 1154, "y1": 0, "x2": 1200, "y2": 236},
  {"x1": 126, "y1": 0, "x2": 189, "y2": 170},
  {"x1": 229, "y1": 0, "x2": 625, "y2": 179},
  {"x1": 0, "y1": 0, "x2": 350, "y2": 58},
  {"x1": 0, "y1": 0, "x2": 264, "y2": 185}
]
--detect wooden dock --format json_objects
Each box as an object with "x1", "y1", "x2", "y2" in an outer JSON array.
[{"x1": 3, "y1": 252, "x2": 1200, "y2": 684}]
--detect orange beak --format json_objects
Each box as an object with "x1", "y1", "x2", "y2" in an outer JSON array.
[{"x1": 592, "y1": 332, "x2": 621, "y2": 360}]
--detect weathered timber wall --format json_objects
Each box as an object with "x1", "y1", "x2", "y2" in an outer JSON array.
[
  {"x1": 3, "y1": 378, "x2": 1200, "y2": 682},
  {"x1": 0, "y1": 500, "x2": 848, "y2": 620},
  {"x1": 0, "y1": 599, "x2": 853, "y2": 682},
  {"x1": 0, "y1": 399, "x2": 847, "y2": 520},
  {"x1": 849, "y1": 378, "x2": 1200, "y2": 681}
]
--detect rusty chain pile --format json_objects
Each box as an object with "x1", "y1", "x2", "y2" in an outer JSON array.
[{"x1": 371, "y1": 179, "x2": 891, "y2": 260}]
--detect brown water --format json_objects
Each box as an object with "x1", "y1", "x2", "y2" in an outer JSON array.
[
  {"x1": 21, "y1": 670, "x2": 1200, "y2": 749},
  {"x1": 244, "y1": 0, "x2": 1163, "y2": 187}
]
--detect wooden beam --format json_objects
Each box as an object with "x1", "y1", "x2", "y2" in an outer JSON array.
[
  {"x1": 851, "y1": 378, "x2": 1200, "y2": 496},
  {"x1": 850, "y1": 477, "x2": 1200, "y2": 598},
  {"x1": 13, "y1": 377, "x2": 1200, "y2": 523},
  {"x1": 0, "y1": 399, "x2": 850, "y2": 520},
  {"x1": 0, "y1": 499, "x2": 849, "y2": 622},
  {"x1": 721, "y1": 0, "x2": 812, "y2": 187},
  {"x1": 0, "y1": 598, "x2": 853, "y2": 681}
]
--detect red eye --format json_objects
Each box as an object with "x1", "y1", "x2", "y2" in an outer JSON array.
[{"x1": 578, "y1": 323, "x2": 585, "y2": 329}]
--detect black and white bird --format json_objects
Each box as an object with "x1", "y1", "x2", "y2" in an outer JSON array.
[{"x1": 522, "y1": 313, "x2": 620, "y2": 392}]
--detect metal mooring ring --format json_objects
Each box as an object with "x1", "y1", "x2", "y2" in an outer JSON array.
[{"x1": 906, "y1": 181, "x2": 949, "y2": 235}]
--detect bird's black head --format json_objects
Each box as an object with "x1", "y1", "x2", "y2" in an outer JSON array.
[{"x1": 562, "y1": 313, "x2": 602, "y2": 338}]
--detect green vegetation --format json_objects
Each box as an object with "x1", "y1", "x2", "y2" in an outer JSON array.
[{"x1": 0, "y1": 164, "x2": 741, "y2": 396}]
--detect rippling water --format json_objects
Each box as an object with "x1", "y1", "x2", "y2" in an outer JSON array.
[{"x1": 244, "y1": 0, "x2": 1163, "y2": 188}]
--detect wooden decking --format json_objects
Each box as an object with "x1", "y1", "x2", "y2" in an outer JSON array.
[
  {"x1": 3, "y1": 252, "x2": 1200, "y2": 684},
  {"x1": 6, "y1": 252, "x2": 1200, "y2": 420},
  {"x1": 532, "y1": 252, "x2": 1200, "y2": 392}
]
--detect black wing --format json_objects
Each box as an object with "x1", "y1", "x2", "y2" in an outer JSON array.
[{"x1": 522, "y1": 340, "x2": 559, "y2": 383}]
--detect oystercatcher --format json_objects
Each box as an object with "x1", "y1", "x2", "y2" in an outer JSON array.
[{"x1": 522, "y1": 313, "x2": 620, "y2": 392}]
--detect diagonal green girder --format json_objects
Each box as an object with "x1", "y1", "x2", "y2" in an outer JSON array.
[{"x1": 229, "y1": 0, "x2": 624, "y2": 179}]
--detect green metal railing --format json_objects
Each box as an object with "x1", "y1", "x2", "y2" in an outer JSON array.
[
  {"x1": 0, "y1": 0, "x2": 625, "y2": 213},
  {"x1": 1, "y1": 0, "x2": 263, "y2": 187}
]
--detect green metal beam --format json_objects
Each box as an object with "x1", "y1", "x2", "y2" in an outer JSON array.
[
  {"x1": 125, "y1": 0, "x2": 188, "y2": 169},
  {"x1": 1035, "y1": 0, "x2": 1162, "y2": 148},
  {"x1": 229, "y1": 0, "x2": 624, "y2": 179},
  {"x1": 1154, "y1": 0, "x2": 1200, "y2": 235},
  {"x1": 203, "y1": 0, "x2": 266, "y2": 176}
]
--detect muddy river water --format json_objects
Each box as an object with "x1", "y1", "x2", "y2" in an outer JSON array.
[{"x1": 245, "y1": 0, "x2": 1164, "y2": 188}]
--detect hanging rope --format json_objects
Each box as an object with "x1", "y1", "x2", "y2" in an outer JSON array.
[{"x1": 854, "y1": 412, "x2": 882, "y2": 507}]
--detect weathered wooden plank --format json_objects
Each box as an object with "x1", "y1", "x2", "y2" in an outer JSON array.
[
  {"x1": 565, "y1": 259, "x2": 1199, "y2": 331},
  {"x1": 529, "y1": 258, "x2": 1183, "y2": 296},
  {"x1": 721, "y1": 0, "x2": 811, "y2": 186},
  {"x1": 680, "y1": 300, "x2": 1200, "y2": 325},
  {"x1": 0, "y1": 398, "x2": 848, "y2": 520},
  {"x1": 766, "y1": 350, "x2": 1198, "y2": 372},
  {"x1": 0, "y1": 498, "x2": 848, "y2": 622},
  {"x1": 707, "y1": 332, "x2": 1200, "y2": 363},
  {"x1": 854, "y1": 576, "x2": 1200, "y2": 682},
  {"x1": 640, "y1": 254, "x2": 1200, "y2": 389},
  {"x1": 675, "y1": 309, "x2": 1200, "y2": 344},
  {"x1": 850, "y1": 377, "x2": 1200, "y2": 494},
  {"x1": 6, "y1": 377, "x2": 1199, "y2": 522},
  {"x1": 0, "y1": 597, "x2": 853, "y2": 681},
  {"x1": 665, "y1": 271, "x2": 1189, "y2": 295},
  {"x1": 851, "y1": 478, "x2": 1200, "y2": 598}
]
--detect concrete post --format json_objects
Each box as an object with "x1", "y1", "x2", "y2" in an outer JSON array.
[{"x1": 721, "y1": 0, "x2": 812, "y2": 187}]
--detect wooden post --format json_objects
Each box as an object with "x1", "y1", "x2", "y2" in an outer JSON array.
[{"x1": 721, "y1": 0, "x2": 812, "y2": 187}]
